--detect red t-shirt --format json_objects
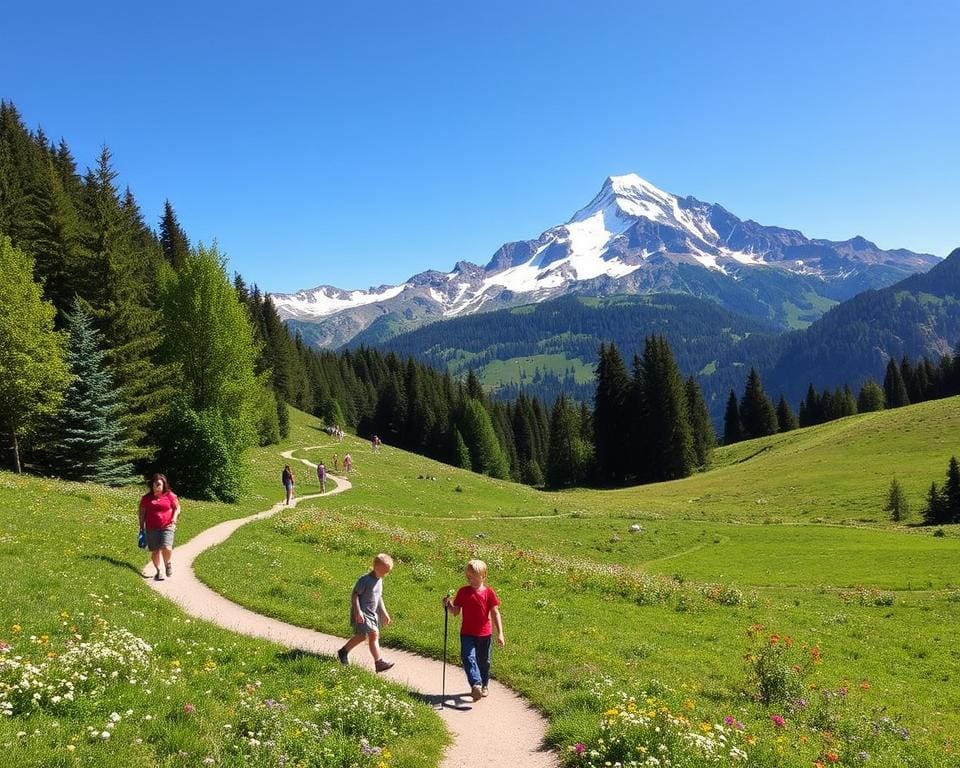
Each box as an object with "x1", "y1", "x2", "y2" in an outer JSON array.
[
  {"x1": 453, "y1": 584, "x2": 500, "y2": 637},
  {"x1": 140, "y1": 491, "x2": 179, "y2": 530}
]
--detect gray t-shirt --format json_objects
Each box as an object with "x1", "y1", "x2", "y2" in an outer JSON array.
[{"x1": 352, "y1": 571, "x2": 384, "y2": 625}]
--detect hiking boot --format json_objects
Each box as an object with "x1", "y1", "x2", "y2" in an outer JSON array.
[
  {"x1": 374, "y1": 659, "x2": 394, "y2": 673},
  {"x1": 471, "y1": 684, "x2": 482, "y2": 701},
  {"x1": 165, "y1": 563, "x2": 173, "y2": 577},
  {"x1": 481, "y1": 686, "x2": 489, "y2": 697},
  {"x1": 154, "y1": 570, "x2": 164, "y2": 581},
  {"x1": 337, "y1": 648, "x2": 349, "y2": 665}
]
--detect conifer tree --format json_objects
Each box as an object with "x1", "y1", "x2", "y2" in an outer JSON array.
[
  {"x1": 451, "y1": 427, "x2": 471, "y2": 470},
  {"x1": 883, "y1": 358, "x2": 910, "y2": 408},
  {"x1": 81, "y1": 148, "x2": 170, "y2": 462},
  {"x1": 922, "y1": 481, "x2": 947, "y2": 526},
  {"x1": 48, "y1": 300, "x2": 133, "y2": 484},
  {"x1": 159, "y1": 200, "x2": 191, "y2": 270},
  {"x1": 593, "y1": 342, "x2": 631, "y2": 484},
  {"x1": 943, "y1": 456, "x2": 960, "y2": 524},
  {"x1": 638, "y1": 336, "x2": 694, "y2": 481},
  {"x1": 546, "y1": 395, "x2": 584, "y2": 489},
  {"x1": 458, "y1": 398, "x2": 509, "y2": 479},
  {"x1": 686, "y1": 376, "x2": 715, "y2": 468},
  {"x1": 775, "y1": 394, "x2": 799, "y2": 432},
  {"x1": 857, "y1": 378, "x2": 885, "y2": 412},
  {"x1": 0, "y1": 236, "x2": 70, "y2": 472},
  {"x1": 739, "y1": 368, "x2": 778, "y2": 439},
  {"x1": 884, "y1": 477, "x2": 910, "y2": 522},
  {"x1": 723, "y1": 389, "x2": 742, "y2": 445}
]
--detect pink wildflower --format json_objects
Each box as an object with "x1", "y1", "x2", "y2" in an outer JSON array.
[{"x1": 770, "y1": 714, "x2": 786, "y2": 728}]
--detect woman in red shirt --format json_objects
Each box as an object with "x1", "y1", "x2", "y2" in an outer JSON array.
[{"x1": 138, "y1": 473, "x2": 180, "y2": 581}]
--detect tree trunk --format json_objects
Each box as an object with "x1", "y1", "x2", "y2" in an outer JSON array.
[{"x1": 10, "y1": 429, "x2": 21, "y2": 474}]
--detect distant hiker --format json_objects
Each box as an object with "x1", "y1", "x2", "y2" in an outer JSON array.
[
  {"x1": 371, "y1": 434, "x2": 378, "y2": 451},
  {"x1": 337, "y1": 553, "x2": 395, "y2": 672},
  {"x1": 282, "y1": 464, "x2": 295, "y2": 505},
  {"x1": 442, "y1": 559, "x2": 505, "y2": 701},
  {"x1": 343, "y1": 453, "x2": 353, "y2": 474},
  {"x1": 332, "y1": 453, "x2": 340, "y2": 473},
  {"x1": 316, "y1": 460, "x2": 327, "y2": 492},
  {"x1": 139, "y1": 473, "x2": 180, "y2": 581}
]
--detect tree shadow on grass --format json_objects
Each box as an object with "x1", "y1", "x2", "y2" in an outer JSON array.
[{"x1": 82, "y1": 553, "x2": 150, "y2": 577}]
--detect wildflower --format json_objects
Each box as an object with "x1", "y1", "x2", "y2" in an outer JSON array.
[
  {"x1": 100, "y1": 731, "x2": 110, "y2": 739},
  {"x1": 826, "y1": 751, "x2": 840, "y2": 763},
  {"x1": 770, "y1": 714, "x2": 786, "y2": 728},
  {"x1": 859, "y1": 680, "x2": 870, "y2": 690},
  {"x1": 183, "y1": 703, "x2": 196, "y2": 714}
]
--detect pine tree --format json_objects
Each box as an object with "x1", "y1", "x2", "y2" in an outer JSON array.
[
  {"x1": 857, "y1": 378, "x2": 886, "y2": 412},
  {"x1": 49, "y1": 300, "x2": 132, "y2": 483},
  {"x1": 883, "y1": 358, "x2": 910, "y2": 408},
  {"x1": 922, "y1": 481, "x2": 947, "y2": 526},
  {"x1": 81, "y1": 148, "x2": 170, "y2": 463},
  {"x1": 159, "y1": 199, "x2": 191, "y2": 270},
  {"x1": 638, "y1": 336, "x2": 694, "y2": 481},
  {"x1": 775, "y1": 395, "x2": 799, "y2": 432},
  {"x1": 739, "y1": 368, "x2": 778, "y2": 439},
  {"x1": 546, "y1": 395, "x2": 584, "y2": 489},
  {"x1": 686, "y1": 376, "x2": 715, "y2": 468},
  {"x1": 884, "y1": 477, "x2": 910, "y2": 522},
  {"x1": 593, "y1": 342, "x2": 631, "y2": 484},
  {"x1": 723, "y1": 389, "x2": 742, "y2": 445},
  {"x1": 0, "y1": 236, "x2": 70, "y2": 472},
  {"x1": 458, "y1": 398, "x2": 509, "y2": 479},
  {"x1": 943, "y1": 456, "x2": 960, "y2": 524}
]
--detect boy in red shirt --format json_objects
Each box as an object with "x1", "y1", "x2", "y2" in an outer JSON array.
[{"x1": 442, "y1": 559, "x2": 505, "y2": 701}]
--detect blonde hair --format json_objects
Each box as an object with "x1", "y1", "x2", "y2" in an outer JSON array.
[
  {"x1": 465, "y1": 559, "x2": 487, "y2": 581},
  {"x1": 374, "y1": 553, "x2": 394, "y2": 570}
]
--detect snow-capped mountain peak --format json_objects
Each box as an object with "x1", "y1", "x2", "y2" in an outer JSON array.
[
  {"x1": 269, "y1": 174, "x2": 938, "y2": 348},
  {"x1": 570, "y1": 173, "x2": 674, "y2": 224}
]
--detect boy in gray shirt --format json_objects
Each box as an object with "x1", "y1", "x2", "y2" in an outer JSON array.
[{"x1": 337, "y1": 553, "x2": 395, "y2": 672}]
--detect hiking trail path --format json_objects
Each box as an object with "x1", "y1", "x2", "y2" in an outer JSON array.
[{"x1": 146, "y1": 447, "x2": 558, "y2": 768}]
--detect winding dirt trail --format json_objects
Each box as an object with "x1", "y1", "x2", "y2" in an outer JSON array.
[{"x1": 146, "y1": 448, "x2": 558, "y2": 768}]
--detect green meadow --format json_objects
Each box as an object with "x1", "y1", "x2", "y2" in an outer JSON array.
[
  {"x1": 3, "y1": 397, "x2": 960, "y2": 767},
  {"x1": 0, "y1": 451, "x2": 445, "y2": 767}
]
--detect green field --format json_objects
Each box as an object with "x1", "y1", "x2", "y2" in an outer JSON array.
[{"x1": 4, "y1": 398, "x2": 960, "y2": 767}]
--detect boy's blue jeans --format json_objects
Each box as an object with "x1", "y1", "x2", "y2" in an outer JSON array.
[{"x1": 459, "y1": 634, "x2": 492, "y2": 687}]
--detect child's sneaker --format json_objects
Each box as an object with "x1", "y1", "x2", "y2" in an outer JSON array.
[
  {"x1": 337, "y1": 647, "x2": 349, "y2": 665},
  {"x1": 471, "y1": 684, "x2": 482, "y2": 701},
  {"x1": 481, "y1": 686, "x2": 489, "y2": 697},
  {"x1": 374, "y1": 659, "x2": 394, "y2": 673}
]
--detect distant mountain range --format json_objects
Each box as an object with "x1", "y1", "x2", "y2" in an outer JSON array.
[
  {"x1": 272, "y1": 174, "x2": 938, "y2": 349},
  {"x1": 355, "y1": 248, "x2": 960, "y2": 424}
]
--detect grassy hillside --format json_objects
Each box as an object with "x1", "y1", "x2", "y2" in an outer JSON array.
[
  {"x1": 0, "y1": 447, "x2": 445, "y2": 767},
  {"x1": 194, "y1": 400, "x2": 960, "y2": 768}
]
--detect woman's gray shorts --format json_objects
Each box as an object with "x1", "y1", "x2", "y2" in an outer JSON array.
[{"x1": 145, "y1": 527, "x2": 175, "y2": 550}]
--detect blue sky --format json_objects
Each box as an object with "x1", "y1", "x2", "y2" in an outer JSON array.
[{"x1": 4, "y1": 1, "x2": 958, "y2": 293}]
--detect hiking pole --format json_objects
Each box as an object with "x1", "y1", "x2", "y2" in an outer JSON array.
[{"x1": 441, "y1": 598, "x2": 449, "y2": 709}]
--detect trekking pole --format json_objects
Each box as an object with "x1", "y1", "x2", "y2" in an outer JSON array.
[{"x1": 441, "y1": 598, "x2": 449, "y2": 709}]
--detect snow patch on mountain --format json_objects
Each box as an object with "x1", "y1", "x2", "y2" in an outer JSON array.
[{"x1": 279, "y1": 284, "x2": 408, "y2": 318}]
